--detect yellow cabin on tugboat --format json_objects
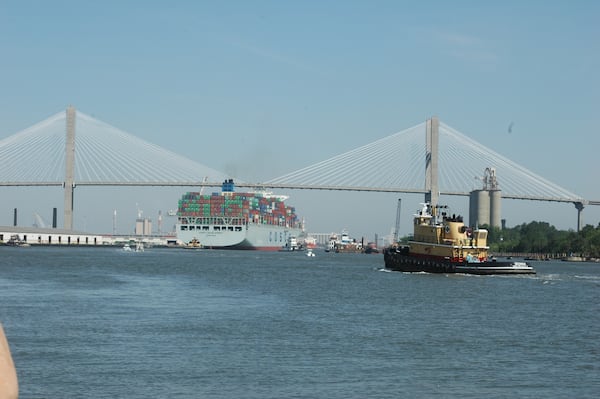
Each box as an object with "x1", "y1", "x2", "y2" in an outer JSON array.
[{"x1": 409, "y1": 203, "x2": 489, "y2": 263}]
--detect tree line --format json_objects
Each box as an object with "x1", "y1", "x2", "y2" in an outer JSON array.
[{"x1": 484, "y1": 221, "x2": 600, "y2": 258}]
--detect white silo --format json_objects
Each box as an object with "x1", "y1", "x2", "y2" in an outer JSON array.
[
  {"x1": 489, "y1": 189, "x2": 502, "y2": 228},
  {"x1": 470, "y1": 168, "x2": 502, "y2": 228},
  {"x1": 469, "y1": 189, "x2": 490, "y2": 227}
]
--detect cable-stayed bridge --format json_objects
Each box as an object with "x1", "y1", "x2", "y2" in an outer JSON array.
[{"x1": 0, "y1": 107, "x2": 596, "y2": 231}]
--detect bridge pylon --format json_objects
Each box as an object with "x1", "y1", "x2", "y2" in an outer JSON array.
[
  {"x1": 64, "y1": 106, "x2": 76, "y2": 230},
  {"x1": 424, "y1": 116, "x2": 439, "y2": 207},
  {"x1": 574, "y1": 201, "x2": 585, "y2": 232}
]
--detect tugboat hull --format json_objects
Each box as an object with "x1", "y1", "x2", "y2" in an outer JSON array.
[{"x1": 383, "y1": 248, "x2": 535, "y2": 275}]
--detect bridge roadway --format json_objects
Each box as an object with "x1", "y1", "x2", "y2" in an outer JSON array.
[{"x1": 2, "y1": 181, "x2": 598, "y2": 206}]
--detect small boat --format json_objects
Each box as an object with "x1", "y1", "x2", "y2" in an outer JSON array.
[
  {"x1": 122, "y1": 242, "x2": 144, "y2": 252},
  {"x1": 300, "y1": 235, "x2": 317, "y2": 249},
  {"x1": 363, "y1": 242, "x2": 380, "y2": 254},
  {"x1": 325, "y1": 233, "x2": 337, "y2": 252},
  {"x1": 327, "y1": 231, "x2": 363, "y2": 253},
  {"x1": 306, "y1": 249, "x2": 315, "y2": 257},
  {"x1": 184, "y1": 238, "x2": 203, "y2": 249},
  {"x1": 383, "y1": 202, "x2": 535, "y2": 275},
  {"x1": 279, "y1": 236, "x2": 304, "y2": 252},
  {"x1": 6, "y1": 234, "x2": 30, "y2": 247}
]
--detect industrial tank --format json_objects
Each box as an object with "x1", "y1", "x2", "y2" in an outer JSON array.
[
  {"x1": 469, "y1": 190, "x2": 490, "y2": 227},
  {"x1": 489, "y1": 189, "x2": 502, "y2": 228},
  {"x1": 470, "y1": 168, "x2": 502, "y2": 229}
]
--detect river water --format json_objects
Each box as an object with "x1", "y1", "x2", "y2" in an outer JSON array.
[{"x1": 1, "y1": 247, "x2": 599, "y2": 398}]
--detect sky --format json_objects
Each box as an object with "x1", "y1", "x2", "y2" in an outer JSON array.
[{"x1": 0, "y1": 0, "x2": 599, "y2": 240}]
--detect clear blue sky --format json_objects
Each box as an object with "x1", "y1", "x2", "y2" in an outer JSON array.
[{"x1": 1, "y1": 1, "x2": 598, "y2": 237}]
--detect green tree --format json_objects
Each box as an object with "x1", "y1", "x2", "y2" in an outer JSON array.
[{"x1": 485, "y1": 220, "x2": 600, "y2": 258}]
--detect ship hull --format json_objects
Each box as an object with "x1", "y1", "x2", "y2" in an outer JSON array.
[
  {"x1": 177, "y1": 222, "x2": 302, "y2": 251},
  {"x1": 383, "y1": 248, "x2": 535, "y2": 275}
]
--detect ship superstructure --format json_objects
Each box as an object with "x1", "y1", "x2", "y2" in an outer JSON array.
[{"x1": 410, "y1": 203, "x2": 488, "y2": 263}]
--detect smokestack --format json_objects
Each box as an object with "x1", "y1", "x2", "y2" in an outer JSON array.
[
  {"x1": 53, "y1": 208, "x2": 57, "y2": 228},
  {"x1": 13, "y1": 208, "x2": 17, "y2": 226}
]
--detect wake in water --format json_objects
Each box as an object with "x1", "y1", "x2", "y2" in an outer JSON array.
[
  {"x1": 531, "y1": 272, "x2": 600, "y2": 286},
  {"x1": 573, "y1": 274, "x2": 600, "y2": 286}
]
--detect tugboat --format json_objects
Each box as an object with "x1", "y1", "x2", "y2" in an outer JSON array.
[
  {"x1": 184, "y1": 238, "x2": 203, "y2": 249},
  {"x1": 279, "y1": 236, "x2": 304, "y2": 252},
  {"x1": 328, "y1": 231, "x2": 363, "y2": 253},
  {"x1": 363, "y1": 242, "x2": 380, "y2": 254},
  {"x1": 383, "y1": 203, "x2": 535, "y2": 275}
]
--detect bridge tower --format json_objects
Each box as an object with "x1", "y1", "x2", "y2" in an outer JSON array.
[
  {"x1": 64, "y1": 105, "x2": 76, "y2": 230},
  {"x1": 575, "y1": 202, "x2": 585, "y2": 232},
  {"x1": 424, "y1": 116, "x2": 439, "y2": 207}
]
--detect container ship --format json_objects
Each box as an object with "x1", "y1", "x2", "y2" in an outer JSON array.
[
  {"x1": 383, "y1": 202, "x2": 535, "y2": 275},
  {"x1": 176, "y1": 179, "x2": 304, "y2": 250}
]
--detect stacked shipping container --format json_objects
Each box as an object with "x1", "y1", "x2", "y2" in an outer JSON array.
[{"x1": 177, "y1": 191, "x2": 299, "y2": 228}]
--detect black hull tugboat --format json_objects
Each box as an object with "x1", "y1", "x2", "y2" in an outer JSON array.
[{"x1": 383, "y1": 203, "x2": 535, "y2": 275}]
